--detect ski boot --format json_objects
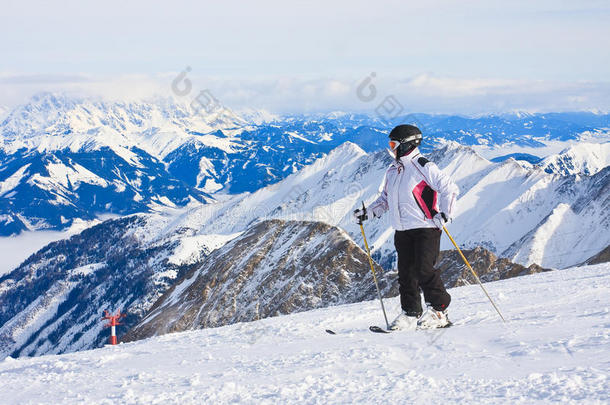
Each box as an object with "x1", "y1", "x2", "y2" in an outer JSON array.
[
  {"x1": 417, "y1": 306, "x2": 452, "y2": 329},
  {"x1": 389, "y1": 310, "x2": 420, "y2": 331}
]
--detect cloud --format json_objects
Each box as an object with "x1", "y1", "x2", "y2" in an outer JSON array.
[
  {"x1": 0, "y1": 72, "x2": 608, "y2": 115},
  {"x1": 0, "y1": 73, "x2": 168, "y2": 106},
  {"x1": 404, "y1": 75, "x2": 519, "y2": 96},
  {"x1": 1, "y1": 2, "x2": 608, "y2": 115},
  {"x1": 0, "y1": 73, "x2": 93, "y2": 85}
]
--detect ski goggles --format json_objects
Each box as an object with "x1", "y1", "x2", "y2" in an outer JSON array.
[
  {"x1": 389, "y1": 140, "x2": 400, "y2": 151},
  {"x1": 389, "y1": 134, "x2": 422, "y2": 151}
]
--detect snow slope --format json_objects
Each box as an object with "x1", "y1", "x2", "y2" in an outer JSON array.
[
  {"x1": 540, "y1": 142, "x2": 610, "y2": 176},
  {"x1": 0, "y1": 263, "x2": 608, "y2": 404}
]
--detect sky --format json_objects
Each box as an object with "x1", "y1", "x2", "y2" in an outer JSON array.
[{"x1": 1, "y1": 0, "x2": 609, "y2": 114}]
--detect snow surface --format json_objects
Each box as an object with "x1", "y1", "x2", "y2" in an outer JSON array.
[
  {"x1": 1, "y1": 263, "x2": 608, "y2": 404},
  {"x1": 166, "y1": 232, "x2": 243, "y2": 266},
  {"x1": 0, "y1": 164, "x2": 31, "y2": 197}
]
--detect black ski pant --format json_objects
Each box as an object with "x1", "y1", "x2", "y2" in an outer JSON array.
[{"x1": 394, "y1": 228, "x2": 451, "y2": 315}]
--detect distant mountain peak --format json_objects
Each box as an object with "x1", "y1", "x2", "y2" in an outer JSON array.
[{"x1": 540, "y1": 142, "x2": 610, "y2": 176}]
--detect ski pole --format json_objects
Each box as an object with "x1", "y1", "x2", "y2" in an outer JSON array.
[
  {"x1": 442, "y1": 225, "x2": 507, "y2": 323},
  {"x1": 357, "y1": 202, "x2": 390, "y2": 330}
]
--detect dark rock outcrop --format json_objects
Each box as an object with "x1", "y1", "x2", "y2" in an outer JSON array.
[
  {"x1": 437, "y1": 246, "x2": 551, "y2": 287},
  {"x1": 582, "y1": 245, "x2": 610, "y2": 265}
]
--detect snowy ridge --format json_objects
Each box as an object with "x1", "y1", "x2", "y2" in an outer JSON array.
[
  {"x1": 0, "y1": 93, "x2": 247, "y2": 159},
  {"x1": 420, "y1": 143, "x2": 609, "y2": 268},
  {"x1": 149, "y1": 141, "x2": 375, "y2": 236},
  {"x1": 502, "y1": 166, "x2": 610, "y2": 267},
  {"x1": 540, "y1": 142, "x2": 610, "y2": 176},
  {"x1": 0, "y1": 145, "x2": 211, "y2": 235},
  {"x1": 0, "y1": 263, "x2": 608, "y2": 404}
]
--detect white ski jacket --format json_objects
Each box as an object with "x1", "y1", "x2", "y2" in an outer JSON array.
[{"x1": 369, "y1": 148, "x2": 459, "y2": 231}]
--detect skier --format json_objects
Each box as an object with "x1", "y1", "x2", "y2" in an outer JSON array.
[{"x1": 354, "y1": 124, "x2": 459, "y2": 330}]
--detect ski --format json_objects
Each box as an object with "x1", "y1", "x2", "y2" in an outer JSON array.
[
  {"x1": 327, "y1": 326, "x2": 390, "y2": 334},
  {"x1": 328, "y1": 322, "x2": 453, "y2": 335},
  {"x1": 370, "y1": 322, "x2": 453, "y2": 333},
  {"x1": 369, "y1": 325, "x2": 391, "y2": 333},
  {"x1": 417, "y1": 321, "x2": 454, "y2": 330}
]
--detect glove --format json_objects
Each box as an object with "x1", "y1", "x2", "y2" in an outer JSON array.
[
  {"x1": 432, "y1": 212, "x2": 449, "y2": 230},
  {"x1": 353, "y1": 207, "x2": 368, "y2": 224}
]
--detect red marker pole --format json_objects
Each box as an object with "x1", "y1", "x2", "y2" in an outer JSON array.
[
  {"x1": 102, "y1": 310, "x2": 126, "y2": 345},
  {"x1": 110, "y1": 323, "x2": 117, "y2": 345}
]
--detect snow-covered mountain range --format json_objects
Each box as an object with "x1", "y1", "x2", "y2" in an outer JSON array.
[
  {"x1": 1, "y1": 93, "x2": 609, "y2": 236},
  {"x1": 0, "y1": 214, "x2": 206, "y2": 359},
  {"x1": 0, "y1": 92, "x2": 608, "y2": 360},
  {"x1": 1, "y1": 138, "x2": 606, "y2": 358}
]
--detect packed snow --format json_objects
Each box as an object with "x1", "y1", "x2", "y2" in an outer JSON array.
[{"x1": 1, "y1": 263, "x2": 608, "y2": 404}]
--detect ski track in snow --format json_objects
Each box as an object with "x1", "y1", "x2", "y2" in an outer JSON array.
[{"x1": 1, "y1": 263, "x2": 608, "y2": 404}]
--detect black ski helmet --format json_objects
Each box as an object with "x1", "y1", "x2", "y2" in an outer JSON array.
[{"x1": 389, "y1": 124, "x2": 422, "y2": 158}]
